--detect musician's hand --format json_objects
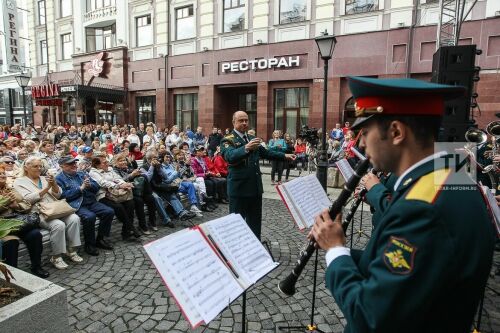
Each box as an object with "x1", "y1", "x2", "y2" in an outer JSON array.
[
  {"x1": 245, "y1": 138, "x2": 261, "y2": 151},
  {"x1": 285, "y1": 154, "x2": 296, "y2": 161},
  {"x1": 311, "y1": 209, "x2": 345, "y2": 250},
  {"x1": 495, "y1": 195, "x2": 500, "y2": 207},
  {"x1": 493, "y1": 155, "x2": 500, "y2": 164},
  {"x1": 361, "y1": 173, "x2": 380, "y2": 191}
]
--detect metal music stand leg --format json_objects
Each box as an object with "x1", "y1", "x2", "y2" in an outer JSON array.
[
  {"x1": 349, "y1": 213, "x2": 355, "y2": 249},
  {"x1": 262, "y1": 240, "x2": 275, "y2": 262},
  {"x1": 277, "y1": 249, "x2": 325, "y2": 333},
  {"x1": 242, "y1": 291, "x2": 247, "y2": 333}
]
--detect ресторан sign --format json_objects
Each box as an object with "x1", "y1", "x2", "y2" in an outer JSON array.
[{"x1": 221, "y1": 56, "x2": 300, "y2": 73}]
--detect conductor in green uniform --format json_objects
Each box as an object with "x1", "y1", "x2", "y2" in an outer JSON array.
[
  {"x1": 311, "y1": 77, "x2": 495, "y2": 332},
  {"x1": 221, "y1": 111, "x2": 295, "y2": 239}
]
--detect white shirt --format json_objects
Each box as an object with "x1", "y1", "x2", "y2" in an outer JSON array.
[{"x1": 325, "y1": 150, "x2": 448, "y2": 267}]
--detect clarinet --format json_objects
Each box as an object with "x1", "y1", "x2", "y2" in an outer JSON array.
[
  {"x1": 341, "y1": 187, "x2": 367, "y2": 232},
  {"x1": 278, "y1": 159, "x2": 370, "y2": 296}
]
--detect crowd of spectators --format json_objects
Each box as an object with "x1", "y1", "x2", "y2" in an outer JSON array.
[{"x1": 0, "y1": 122, "x2": 230, "y2": 278}]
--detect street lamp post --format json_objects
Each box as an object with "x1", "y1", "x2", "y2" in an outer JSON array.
[
  {"x1": 314, "y1": 32, "x2": 337, "y2": 190},
  {"x1": 15, "y1": 72, "x2": 32, "y2": 127}
]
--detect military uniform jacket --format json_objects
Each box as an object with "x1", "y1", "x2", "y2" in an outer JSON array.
[
  {"x1": 221, "y1": 130, "x2": 285, "y2": 197},
  {"x1": 365, "y1": 173, "x2": 397, "y2": 229},
  {"x1": 326, "y1": 158, "x2": 495, "y2": 333}
]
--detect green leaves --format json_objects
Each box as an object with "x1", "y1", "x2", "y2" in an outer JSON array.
[{"x1": 0, "y1": 219, "x2": 24, "y2": 239}]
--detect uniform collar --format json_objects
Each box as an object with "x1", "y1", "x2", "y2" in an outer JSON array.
[
  {"x1": 233, "y1": 129, "x2": 247, "y2": 140},
  {"x1": 393, "y1": 151, "x2": 447, "y2": 191}
]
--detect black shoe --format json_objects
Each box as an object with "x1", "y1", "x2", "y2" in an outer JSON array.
[
  {"x1": 96, "y1": 238, "x2": 114, "y2": 250},
  {"x1": 122, "y1": 235, "x2": 141, "y2": 242},
  {"x1": 201, "y1": 203, "x2": 214, "y2": 212},
  {"x1": 220, "y1": 198, "x2": 229, "y2": 204},
  {"x1": 84, "y1": 244, "x2": 99, "y2": 256},
  {"x1": 140, "y1": 227, "x2": 152, "y2": 235},
  {"x1": 131, "y1": 228, "x2": 142, "y2": 238},
  {"x1": 31, "y1": 267, "x2": 50, "y2": 278},
  {"x1": 165, "y1": 221, "x2": 175, "y2": 228},
  {"x1": 208, "y1": 202, "x2": 218, "y2": 210}
]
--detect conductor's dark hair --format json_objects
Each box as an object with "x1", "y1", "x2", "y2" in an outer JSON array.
[{"x1": 375, "y1": 115, "x2": 442, "y2": 148}]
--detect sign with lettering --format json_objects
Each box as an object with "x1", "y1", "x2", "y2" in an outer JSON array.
[
  {"x1": 2, "y1": 0, "x2": 21, "y2": 72},
  {"x1": 31, "y1": 83, "x2": 60, "y2": 98},
  {"x1": 221, "y1": 56, "x2": 300, "y2": 73}
]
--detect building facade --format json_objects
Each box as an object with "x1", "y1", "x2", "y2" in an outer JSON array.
[
  {"x1": 0, "y1": 0, "x2": 33, "y2": 126},
  {"x1": 26, "y1": 0, "x2": 500, "y2": 139}
]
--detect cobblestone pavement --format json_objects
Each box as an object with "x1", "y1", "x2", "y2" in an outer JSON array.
[{"x1": 15, "y1": 183, "x2": 500, "y2": 332}]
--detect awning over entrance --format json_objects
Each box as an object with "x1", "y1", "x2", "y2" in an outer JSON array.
[{"x1": 60, "y1": 84, "x2": 126, "y2": 102}]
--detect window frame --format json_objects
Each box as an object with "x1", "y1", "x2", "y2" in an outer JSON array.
[
  {"x1": 85, "y1": 24, "x2": 116, "y2": 52},
  {"x1": 175, "y1": 93, "x2": 198, "y2": 131},
  {"x1": 60, "y1": 0, "x2": 72, "y2": 18},
  {"x1": 175, "y1": 5, "x2": 195, "y2": 40},
  {"x1": 279, "y1": 0, "x2": 308, "y2": 25},
  {"x1": 345, "y1": 0, "x2": 379, "y2": 15},
  {"x1": 61, "y1": 33, "x2": 72, "y2": 60},
  {"x1": 136, "y1": 96, "x2": 156, "y2": 125},
  {"x1": 223, "y1": 0, "x2": 246, "y2": 33},
  {"x1": 40, "y1": 40, "x2": 48, "y2": 64},
  {"x1": 135, "y1": 14, "x2": 153, "y2": 47},
  {"x1": 38, "y1": 0, "x2": 46, "y2": 25},
  {"x1": 274, "y1": 87, "x2": 310, "y2": 139}
]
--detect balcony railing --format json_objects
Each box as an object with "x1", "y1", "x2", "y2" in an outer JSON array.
[{"x1": 84, "y1": 6, "x2": 117, "y2": 22}]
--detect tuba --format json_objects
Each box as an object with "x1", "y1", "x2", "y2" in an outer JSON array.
[{"x1": 465, "y1": 128, "x2": 487, "y2": 145}]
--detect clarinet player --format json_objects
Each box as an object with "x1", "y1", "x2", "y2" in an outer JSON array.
[{"x1": 310, "y1": 77, "x2": 495, "y2": 332}]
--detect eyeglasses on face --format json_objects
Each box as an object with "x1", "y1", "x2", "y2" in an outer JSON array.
[{"x1": 4, "y1": 161, "x2": 15, "y2": 164}]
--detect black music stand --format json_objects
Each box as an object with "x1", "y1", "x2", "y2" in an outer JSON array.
[{"x1": 277, "y1": 249, "x2": 325, "y2": 333}]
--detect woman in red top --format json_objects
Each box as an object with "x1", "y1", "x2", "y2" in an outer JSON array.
[
  {"x1": 211, "y1": 146, "x2": 228, "y2": 177},
  {"x1": 294, "y1": 137, "x2": 307, "y2": 172}
]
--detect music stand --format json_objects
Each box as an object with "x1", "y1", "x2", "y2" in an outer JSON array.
[{"x1": 277, "y1": 249, "x2": 325, "y2": 333}]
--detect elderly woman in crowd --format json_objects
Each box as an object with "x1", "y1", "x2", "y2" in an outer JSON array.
[
  {"x1": 24, "y1": 140, "x2": 38, "y2": 157},
  {"x1": 0, "y1": 165, "x2": 48, "y2": 278},
  {"x1": 112, "y1": 153, "x2": 158, "y2": 234},
  {"x1": 89, "y1": 154, "x2": 141, "y2": 241},
  {"x1": 14, "y1": 156, "x2": 83, "y2": 270},
  {"x1": 191, "y1": 146, "x2": 228, "y2": 204},
  {"x1": 127, "y1": 128, "x2": 141, "y2": 145},
  {"x1": 165, "y1": 126, "x2": 182, "y2": 147},
  {"x1": 1, "y1": 155, "x2": 20, "y2": 186},
  {"x1": 15, "y1": 149, "x2": 28, "y2": 168},
  {"x1": 142, "y1": 126, "x2": 159, "y2": 146}
]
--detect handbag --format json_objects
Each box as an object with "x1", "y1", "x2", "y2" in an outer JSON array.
[
  {"x1": 38, "y1": 199, "x2": 76, "y2": 221},
  {"x1": 106, "y1": 187, "x2": 133, "y2": 203},
  {"x1": 10, "y1": 212, "x2": 41, "y2": 235}
]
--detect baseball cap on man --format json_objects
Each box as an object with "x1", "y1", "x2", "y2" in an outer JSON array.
[
  {"x1": 347, "y1": 76, "x2": 466, "y2": 130},
  {"x1": 195, "y1": 145, "x2": 205, "y2": 151},
  {"x1": 58, "y1": 156, "x2": 79, "y2": 165},
  {"x1": 82, "y1": 146, "x2": 93, "y2": 154}
]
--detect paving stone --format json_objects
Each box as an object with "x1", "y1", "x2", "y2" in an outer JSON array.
[{"x1": 33, "y1": 195, "x2": 497, "y2": 333}]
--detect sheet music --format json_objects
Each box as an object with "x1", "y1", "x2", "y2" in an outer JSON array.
[
  {"x1": 203, "y1": 214, "x2": 278, "y2": 285},
  {"x1": 280, "y1": 174, "x2": 331, "y2": 229},
  {"x1": 336, "y1": 159, "x2": 355, "y2": 182},
  {"x1": 144, "y1": 229, "x2": 244, "y2": 326},
  {"x1": 480, "y1": 186, "x2": 500, "y2": 235}
]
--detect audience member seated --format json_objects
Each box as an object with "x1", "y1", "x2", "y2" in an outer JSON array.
[
  {"x1": 191, "y1": 146, "x2": 228, "y2": 204},
  {"x1": 113, "y1": 153, "x2": 158, "y2": 233},
  {"x1": 142, "y1": 151, "x2": 196, "y2": 223},
  {"x1": 0, "y1": 166, "x2": 48, "y2": 278},
  {"x1": 14, "y1": 156, "x2": 83, "y2": 270},
  {"x1": 56, "y1": 156, "x2": 115, "y2": 256},
  {"x1": 89, "y1": 154, "x2": 141, "y2": 242}
]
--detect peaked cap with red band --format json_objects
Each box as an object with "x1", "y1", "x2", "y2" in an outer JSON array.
[{"x1": 348, "y1": 76, "x2": 466, "y2": 130}]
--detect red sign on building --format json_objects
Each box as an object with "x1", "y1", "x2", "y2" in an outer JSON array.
[{"x1": 31, "y1": 83, "x2": 60, "y2": 98}]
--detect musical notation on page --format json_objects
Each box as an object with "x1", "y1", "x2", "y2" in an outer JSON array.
[
  {"x1": 144, "y1": 229, "x2": 244, "y2": 325},
  {"x1": 277, "y1": 174, "x2": 331, "y2": 229},
  {"x1": 202, "y1": 214, "x2": 278, "y2": 285}
]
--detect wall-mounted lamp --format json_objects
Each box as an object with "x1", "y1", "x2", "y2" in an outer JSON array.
[
  {"x1": 203, "y1": 47, "x2": 209, "y2": 52},
  {"x1": 256, "y1": 39, "x2": 263, "y2": 44}
]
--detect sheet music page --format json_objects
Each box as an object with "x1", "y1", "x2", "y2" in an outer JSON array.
[
  {"x1": 144, "y1": 228, "x2": 244, "y2": 326},
  {"x1": 336, "y1": 159, "x2": 355, "y2": 182},
  {"x1": 480, "y1": 186, "x2": 500, "y2": 235},
  {"x1": 203, "y1": 214, "x2": 279, "y2": 285},
  {"x1": 281, "y1": 174, "x2": 331, "y2": 228},
  {"x1": 277, "y1": 185, "x2": 306, "y2": 229}
]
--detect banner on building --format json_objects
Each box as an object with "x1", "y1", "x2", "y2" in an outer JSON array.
[{"x1": 2, "y1": 0, "x2": 21, "y2": 72}]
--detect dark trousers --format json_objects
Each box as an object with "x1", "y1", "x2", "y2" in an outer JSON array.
[
  {"x1": 205, "y1": 178, "x2": 227, "y2": 200},
  {"x1": 271, "y1": 160, "x2": 284, "y2": 182},
  {"x1": 99, "y1": 198, "x2": 136, "y2": 237},
  {"x1": 76, "y1": 201, "x2": 114, "y2": 246},
  {"x1": 2, "y1": 229, "x2": 43, "y2": 270},
  {"x1": 284, "y1": 160, "x2": 291, "y2": 180},
  {"x1": 229, "y1": 195, "x2": 263, "y2": 240},
  {"x1": 134, "y1": 194, "x2": 157, "y2": 229}
]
